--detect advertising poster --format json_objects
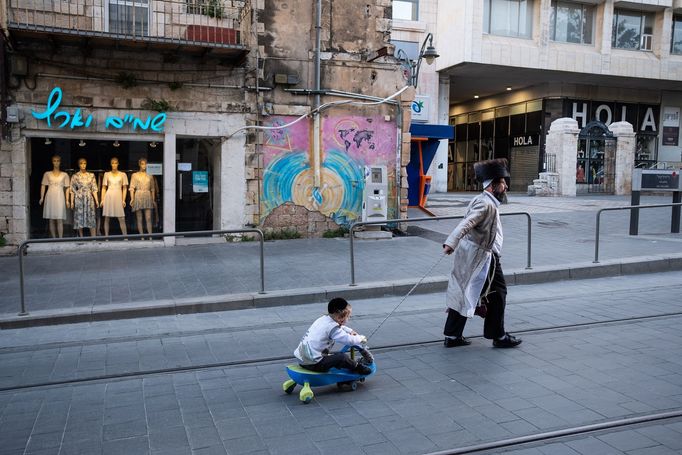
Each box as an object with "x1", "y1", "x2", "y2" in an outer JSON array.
[
  {"x1": 192, "y1": 171, "x2": 208, "y2": 193},
  {"x1": 662, "y1": 107, "x2": 680, "y2": 146}
]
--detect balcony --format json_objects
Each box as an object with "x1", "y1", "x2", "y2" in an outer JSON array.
[{"x1": 6, "y1": 0, "x2": 249, "y2": 59}]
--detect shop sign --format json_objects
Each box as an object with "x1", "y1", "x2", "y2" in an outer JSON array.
[
  {"x1": 662, "y1": 107, "x2": 680, "y2": 147},
  {"x1": 633, "y1": 169, "x2": 681, "y2": 191},
  {"x1": 564, "y1": 99, "x2": 658, "y2": 134},
  {"x1": 192, "y1": 171, "x2": 209, "y2": 193},
  {"x1": 146, "y1": 163, "x2": 163, "y2": 175},
  {"x1": 411, "y1": 96, "x2": 430, "y2": 123},
  {"x1": 31, "y1": 87, "x2": 167, "y2": 132},
  {"x1": 511, "y1": 135, "x2": 537, "y2": 147}
]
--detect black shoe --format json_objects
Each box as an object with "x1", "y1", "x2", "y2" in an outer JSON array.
[
  {"x1": 493, "y1": 333, "x2": 522, "y2": 348},
  {"x1": 354, "y1": 364, "x2": 372, "y2": 376},
  {"x1": 444, "y1": 337, "x2": 471, "y2": 348}
]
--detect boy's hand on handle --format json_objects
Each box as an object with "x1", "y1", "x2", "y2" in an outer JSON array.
[
  {"x1": 443, "y1": 245, "x2": 454, "y2": 255},
  {"x1": 359, "y1": 335, "x2": 367, "y2": 345}
]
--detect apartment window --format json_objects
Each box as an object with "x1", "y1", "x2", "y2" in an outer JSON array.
[
  {"x1": 672, "y1": 15, "x2": 682, "y2": 54},
  {"x1": 187, "y1": 0, "x2": 224, "y2": 18},
  {"x1": 393, "y1": 0, "x2": 419, "y2": 21},
  {"x1": 108, "y1": 0, "x2": 149, "y2": 35},
  {"x1": 550, "y1": 1, "x2": 594, "y2": 44},
  {"x1": 612, "y1": 9, "x2": 654, "y2": 51},
  {"x1": 483, "y1": 0, "x2": 534, "y2": 38}
]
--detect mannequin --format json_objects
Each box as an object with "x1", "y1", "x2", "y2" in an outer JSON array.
[
  {"x1": 101, "y1": 157, "x2": 128, "y2": 236},
  {"x1": 68, "y1": 158, "x2": 99, "y2": 237},
  {"x1": 39, "y1": 155, "x2": 70, "y2": 238},
  {"x1": 129, "y1": 158, "x2": 155, "y2": 239}
]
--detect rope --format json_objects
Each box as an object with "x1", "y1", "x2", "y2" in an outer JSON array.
[{"x1": 367, "y1": 252, "x2": 448, "y2": 341}]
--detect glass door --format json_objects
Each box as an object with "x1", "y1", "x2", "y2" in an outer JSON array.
[{"x1": 175, "y1": 139, "x2": 213, "y2": 232}]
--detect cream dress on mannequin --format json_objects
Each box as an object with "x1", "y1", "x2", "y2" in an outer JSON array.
[
  {"x1": 102, "y1": 172, "x2": 129, "y2": 217},
  {"x1": 41, "y1": 171, "x2": 70, "y2": 220}
]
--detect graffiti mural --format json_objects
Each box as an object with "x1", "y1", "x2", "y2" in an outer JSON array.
[{"x1": 261, "y1": 115, "x2": 397, "y2": 225}]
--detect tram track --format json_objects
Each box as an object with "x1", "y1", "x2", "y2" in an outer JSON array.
[
  {"x1": 3, "y1": 281, "x2": 681, "y2": 355},
  {"x1": 424, "y1": 410, "x2": 682, "y2": 455},
  {"x1": 2, "y1": 310, "x2": 681, "y2": 394}
]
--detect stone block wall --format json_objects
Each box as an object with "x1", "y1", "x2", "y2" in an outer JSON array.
[{"x1": 260, "y1": 202, "x2": 341, "y2": 237}]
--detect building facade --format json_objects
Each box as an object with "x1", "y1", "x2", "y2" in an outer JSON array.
[
  {"x1": 0, "y1": 0, "x2": 407, "y2": 247},
  {"x1": 406, "y1": 0, "x2": 682, "y2": 194}
]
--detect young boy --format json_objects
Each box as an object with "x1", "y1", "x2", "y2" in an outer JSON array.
[{"x1": 294, "y1": 298, "x2": 372, "y2": 375}]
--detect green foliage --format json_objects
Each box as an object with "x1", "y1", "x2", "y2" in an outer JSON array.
[
  {"x1": 115, "y1": 71, "x2": 138, "y2": 89},
  {"x1": 322, "y1": 227, "x2": 349, "y2": 238},
  {"x1": 142, "y1": 98, "x2": 175, "y2": 112},
  {"x1": 264, "y1": 228, "x2": 301, "y2": 241},
  {"x1": 205, "y1": 0, "x2": 224, "y2": 18},
  {"x1": 0, "y1": 232, "x2": 6, "y2": 248}
]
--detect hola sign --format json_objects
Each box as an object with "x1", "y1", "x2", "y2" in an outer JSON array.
[{"x1": 32, "y1": 87, "x2": 166, "y2": 132}]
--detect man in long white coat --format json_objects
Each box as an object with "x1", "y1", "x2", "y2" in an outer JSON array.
[{"x1": 442, "y1": 158, "x2": 522, "y2": 349}]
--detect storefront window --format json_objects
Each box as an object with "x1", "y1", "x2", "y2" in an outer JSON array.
[
  {"x1": 484, "y1": 0, "x2": 534, "y2": 39},
  {"x1": 550, "y1": 1, "x2": 594, "y2": 45},
  {"x1": 612, "y1": 9, "x2": 654, "y2": 51},
  {"x1": 29, "y1": 138, "x2": 164, "y2": 239}
]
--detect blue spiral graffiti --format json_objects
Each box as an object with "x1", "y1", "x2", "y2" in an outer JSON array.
[{"x1": 261, "y1": 149, "x2": 365, "y2": 225}]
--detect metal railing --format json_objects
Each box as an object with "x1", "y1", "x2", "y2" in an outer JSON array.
[
  {"x1": 7, "y1": 0, "x2": 247, "y2": 48},
  {"x1": 16, "y1": 228, "x2": 264, "y2": 316},
  {"x1": 349, "y1": 212, "x2": 532, "y2": 286},
  {"x1": 594, "y1": 202, "x2": 682, "y2": 263}
]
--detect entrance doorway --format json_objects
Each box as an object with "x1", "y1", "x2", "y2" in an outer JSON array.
[
  {"x1": 577, "y1": 121, "x2": 616, "y2": 194},
  {"x1": 175, "y1": 139, "x2": 215, "y2": 232}
]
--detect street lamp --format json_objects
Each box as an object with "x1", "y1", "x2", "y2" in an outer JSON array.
[{"x1": 396, "y1": 32, "x2": 439, "y2": 88}]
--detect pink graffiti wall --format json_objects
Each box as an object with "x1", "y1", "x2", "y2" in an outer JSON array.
[{"x1": 261, "y1": 114, "x2": 398, "y2": 224}]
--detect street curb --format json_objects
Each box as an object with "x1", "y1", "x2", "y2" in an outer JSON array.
[{"x1": 2, "y1": 253, "x2": 682, "y2": 329}]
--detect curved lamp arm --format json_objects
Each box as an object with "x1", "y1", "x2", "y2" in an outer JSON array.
[{"x1": 412, "y1": 32, "x2": 439, "y2": 88}]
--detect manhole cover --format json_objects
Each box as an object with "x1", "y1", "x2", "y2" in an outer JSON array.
[{"x1": 537, "y1": 220, "x2": 569, "y2": 227}]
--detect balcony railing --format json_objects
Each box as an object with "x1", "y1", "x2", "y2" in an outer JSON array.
[{"x1": 7, "y1": 0, "x2": 249, "y2": 49}]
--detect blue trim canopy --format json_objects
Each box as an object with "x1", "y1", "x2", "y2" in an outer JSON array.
[{"x1": 409, "y1": 123, "x2": 454, "y2": 140}]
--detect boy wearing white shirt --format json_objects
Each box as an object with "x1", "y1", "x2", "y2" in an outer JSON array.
[{"x1": 295, "y1": 298, "x2": 372, "y2": 375}]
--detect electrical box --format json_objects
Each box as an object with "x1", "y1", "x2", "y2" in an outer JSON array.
[
  {"x1": 362, "y1": 165, "x2": 388, "y2": 222},
  {"x1": 6, "y1": 105, "x2": 20, "y2": 123}
]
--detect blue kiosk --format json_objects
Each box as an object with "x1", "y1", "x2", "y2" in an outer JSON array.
[{"x1": 406, "y1": 123, "x2": 454, "y2": 213}]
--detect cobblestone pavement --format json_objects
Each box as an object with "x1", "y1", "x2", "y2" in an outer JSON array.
[
  {"x1": 0, "y1": 271, "x2": 681, "y2": 454},
  {"x1": 0, "y1": 194, "x2": 680, "y2": 318}
]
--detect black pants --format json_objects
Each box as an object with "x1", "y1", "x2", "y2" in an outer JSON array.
[
  {"x1": 301, "y1": 352, "x2": 357, "y2": 373},
  {"x1": 444, "y1": 253, "x2": 507, "y2": 340}
]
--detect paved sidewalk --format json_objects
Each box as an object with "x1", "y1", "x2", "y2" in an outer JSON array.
[
  {"x1": 1, "y1": 193, "x2": 680, "y2": 326},
  {"x1": 0, "y1": 272, "x2": 681, "y2": 455}
]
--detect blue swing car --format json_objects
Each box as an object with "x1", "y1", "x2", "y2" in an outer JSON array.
[{"x1": 283, "y1": 345, "x2": 376, "y2": 403}]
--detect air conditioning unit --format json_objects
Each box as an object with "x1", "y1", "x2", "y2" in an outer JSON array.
[{"x1": 641, "y1": 34, "x2": 652, "y2": 51}]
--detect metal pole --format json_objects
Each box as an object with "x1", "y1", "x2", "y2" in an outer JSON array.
[
  {"x1": 594, "y1": 209, "x2": 602, "y2": 263},
  {"x1": 16, "y1": 228, "x2": 266, "y2": 316},
  {"x1": 525, "y1": 213, "x2": 532, "y2": 269},
  {"x1": 258, "y1": 232, "x2": 265, "y2": 294},
  {"x1": 629, "y1": 190, "x2": 640, "y2": 235},
  {"x1": 18, "y1": 243, "x2": 27, "y2": 316},
  {"x1": 672, "y1": 192, "x2": 681, "y2": 233},
  {"x1": 349, "y1": 223, "x2": 357, "y2": 286}
]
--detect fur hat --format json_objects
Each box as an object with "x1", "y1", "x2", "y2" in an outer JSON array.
[
  {"x1": 328, "y1": 297, "x2": 349, "y2": 314},
  {"x1": 474, "y1": 158, "x2": 510, "y2": 184}
]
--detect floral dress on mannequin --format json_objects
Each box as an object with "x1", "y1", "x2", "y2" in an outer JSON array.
[
  {"x1": 70, "y1": 172, "x2": 98, "y2": 229},
  {"x1": 129, "y1": 172, "x2": 154, "y2": 211}
]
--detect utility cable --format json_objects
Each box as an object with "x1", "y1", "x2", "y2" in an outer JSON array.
[{"x1": 223, "y1": 85, "x2": 410, "y2": 140}]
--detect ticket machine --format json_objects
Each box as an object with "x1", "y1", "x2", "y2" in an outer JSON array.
[{"x1": 362, "y1": 165, "x2": 388, "y2": 222}]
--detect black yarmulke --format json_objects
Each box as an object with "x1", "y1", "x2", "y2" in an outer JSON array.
[{"x1": 328, "y1": 297, "x2": 349, "y2": 314}]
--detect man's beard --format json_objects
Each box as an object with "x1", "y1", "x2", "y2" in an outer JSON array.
[{"x1": 492, "y1": 187, "x2": 506, "y2": 202}]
